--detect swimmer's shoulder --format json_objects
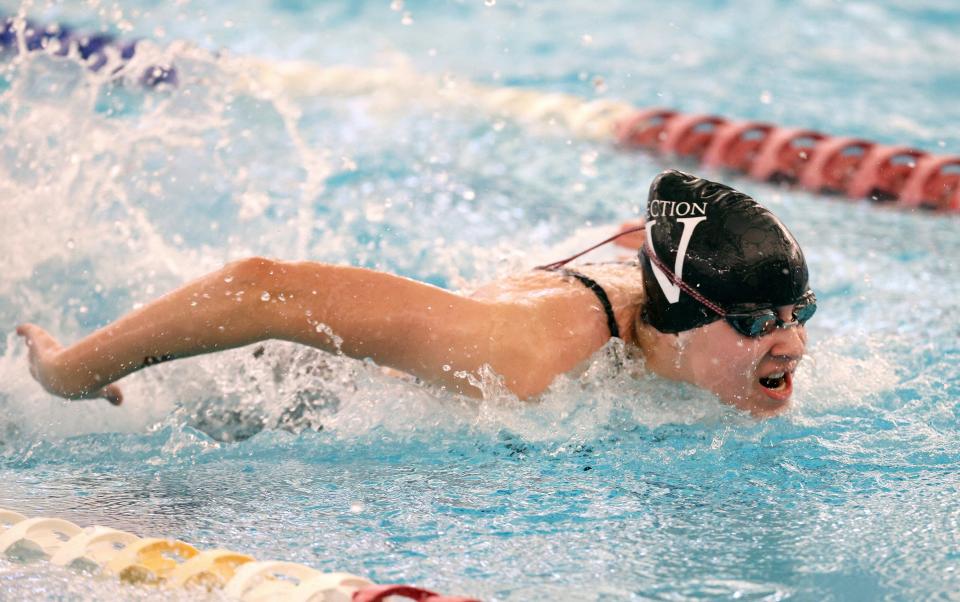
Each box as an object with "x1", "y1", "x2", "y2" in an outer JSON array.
[
  {"x1": 467, "y1": 261, "x2": 644, "y2": 304},
  {"x1": 568, "y1": 261, "x2": 646, "y2": 302}
]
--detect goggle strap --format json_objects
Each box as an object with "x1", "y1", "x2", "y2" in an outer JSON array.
[
  {"x1": 641, "y1": 243, "x2": 728, "y2": 317},
  {"x1": 536, "y1": 225, "x2": 647, "y2": 271}
]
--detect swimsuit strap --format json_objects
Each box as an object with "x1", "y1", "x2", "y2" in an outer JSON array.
[{"x1": 557, "y1": 268, "x2": 621, "y2": 339}]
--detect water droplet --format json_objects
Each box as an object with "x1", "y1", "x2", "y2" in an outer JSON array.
[
  {"x1": 66, "y1": 238, "x2": 75, "y2": 250},
  {"x1": 260, "y1": 292, "x2": 271, "y2": 301},
  {"x1": 224, "y1": 275, "x2": 234, "y2": 283},
  {"x1": 760, "y1": 91, "x2": 773, "y2": 104},
  {"x1": 442, "y1": 364, "x2": 451, "y2": 372},
  {"x1": 401, "y1": 11, "x2": 413, "y2": 25},
  {"x1": 581, "y1": 34, "x2": 593, "y2": 46},
  {"x1": 484, "y1": 0, "x2": 496, "y2": 6},
  {"x1": 350, "y1": 502, "x2": 364, "y2": 513},
  {"x1": 592, "y1": 76, "x2": 607, "y2": 94},
  {"x1": 390, "y1": 0, "x2": 403, "y2": 10}
]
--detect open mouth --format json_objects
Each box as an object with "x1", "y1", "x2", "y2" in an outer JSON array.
[
  {"x1": 758, "y1": 370, "x2": 793, "y2": 401},
  {"x1": 759, "y1": 372, "x2": 787, "y2": 390}
]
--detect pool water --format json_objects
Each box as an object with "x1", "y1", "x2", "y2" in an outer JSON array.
[{"x1": 1, "y1": 1, "x2": 959, "y2": 599}]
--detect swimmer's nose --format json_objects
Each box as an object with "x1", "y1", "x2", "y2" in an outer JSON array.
[{"x1": 768, "y1": 320, "x2": 806, "y2": 359}]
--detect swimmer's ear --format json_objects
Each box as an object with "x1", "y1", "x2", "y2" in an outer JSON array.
[{"x1": 100, "y1": 384, "x2": 123, "y2": 406}]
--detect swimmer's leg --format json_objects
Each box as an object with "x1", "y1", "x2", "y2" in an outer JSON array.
[{"x1": 613, "y1": 220, "x2": 646, "y2": 250}]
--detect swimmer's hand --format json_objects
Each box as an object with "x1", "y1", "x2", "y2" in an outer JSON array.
[
  {"x1": 15, "y1": 324, "x2": 123, "y2": 406},
  {"x1": 613, "y1": 220, "x2": 646, "y2": 250}
]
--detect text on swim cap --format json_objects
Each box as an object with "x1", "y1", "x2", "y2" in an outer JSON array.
[
  {"x1": 648, "y1": 199, "x2": 708, "y2": 218},
  {"x1": 645, "y1": 216, "x2": 707, "y2": 304}
]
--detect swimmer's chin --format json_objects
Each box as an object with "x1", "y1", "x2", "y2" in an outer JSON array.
[
  {"x1": 718, "y1": 386, "x2": 793, "y2": 419},
  {"x1": 748, "y1": 399, "x2": 792, "y2": 418},
  {"x1": 725, "y1": 394, "x2": 792, "y2": 418}
]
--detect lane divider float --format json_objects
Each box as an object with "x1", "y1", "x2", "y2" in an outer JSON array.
[
  {"x1": 0, "y1": 507, "x2": 479, "y2": 601},
  {"x1": 3, "y1": 15, "x2": 957, "y2": 213}
]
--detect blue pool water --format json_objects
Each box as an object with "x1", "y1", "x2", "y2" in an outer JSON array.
[{"x1": 1, "y1": 1, "x2": 959, "y2": 599}]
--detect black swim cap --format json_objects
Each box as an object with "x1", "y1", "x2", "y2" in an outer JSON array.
[{"x1": 640, "y1": 170, "x2": 810, "y2": 333}]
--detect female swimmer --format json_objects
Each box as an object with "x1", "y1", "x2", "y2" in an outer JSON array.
[{"x1": 17, "y1": 170, "x2": 815, "y2": 417}]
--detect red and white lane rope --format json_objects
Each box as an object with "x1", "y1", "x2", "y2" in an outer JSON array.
[
  {"x1": 4, "y1": 15, "x2": 955, "y2": 213},
  {"x1": 241, "y1": 58, "x2": 959, "y2": 213}
]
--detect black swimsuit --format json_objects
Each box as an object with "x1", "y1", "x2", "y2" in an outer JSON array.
[{"x1": 554, "y1": 268, "x2": 620, "y2": 339}]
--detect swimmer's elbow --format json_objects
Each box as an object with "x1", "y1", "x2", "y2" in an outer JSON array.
[
  {"x1": 225, "y1": 256, "x2": 280, "y2": 286},
  {"x1": 488, "y1": 326, "x2": 560, "y2": 401},
  {"x1": 506, "y1": 375, "x2": 554, "y2": 402}
]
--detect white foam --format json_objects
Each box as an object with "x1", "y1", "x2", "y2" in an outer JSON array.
[{"x1": 792, "y1": 337, "x2": 900, "y2": 415}]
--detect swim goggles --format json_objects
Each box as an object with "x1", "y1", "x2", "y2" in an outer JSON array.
[
  {"x1": 642, "y1": 244, "x2": 817, "y2": 338},
  {"x1": 723, "y1": 291, "x2": 817, "y2": 337}
]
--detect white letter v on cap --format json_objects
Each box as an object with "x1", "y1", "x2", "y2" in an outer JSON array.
[{"x1": 644, "y1": 216, "x2": 707, "y2": 304}]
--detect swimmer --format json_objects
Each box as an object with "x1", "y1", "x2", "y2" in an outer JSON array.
[{"x1": 17, "y1": 170, "x2": 815, "y2": 417}]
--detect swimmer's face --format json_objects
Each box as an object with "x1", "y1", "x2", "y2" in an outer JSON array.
[{"x1": 679, "y1": 305, "x2": 807, "y2": 416}]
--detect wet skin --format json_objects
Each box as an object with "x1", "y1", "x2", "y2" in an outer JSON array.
[
  {"x1": 15, "y1": 214, "x2": 808, "y2": 418},
  {"x1": 17, "y1": 267, "x2": 806, "y2": 418},
  {"x1": 657, "y1": 305, "x2": 807, "y2": 417}
]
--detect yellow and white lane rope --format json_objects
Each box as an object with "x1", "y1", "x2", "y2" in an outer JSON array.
[{"x1": 0, "y1": 507, "x2": 477, "y2": 601}]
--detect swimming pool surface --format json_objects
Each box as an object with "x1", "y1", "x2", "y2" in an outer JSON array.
[{"x1": 1, "y1": 1, "x2": 959, "y2": 599}]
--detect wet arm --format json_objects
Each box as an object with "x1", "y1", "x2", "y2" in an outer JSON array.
[{"x1": 19, "y1": 258, "x2": 548, "y2": 400}]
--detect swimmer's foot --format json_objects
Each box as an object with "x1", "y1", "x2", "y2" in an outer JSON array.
[
  {"x1": 613, "y1": 220, "x2": 646, "y2": 250},
  {"x1": 15, "y1": 324, "x2": 123, "y2": 406}
]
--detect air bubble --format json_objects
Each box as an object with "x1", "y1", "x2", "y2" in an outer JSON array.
[
  {"x1": 260, "y1": 292, "x2": 271, "y2": 301},
  {"x1": 224, "y1": 276, "x2": 234, "y2": 283}
]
